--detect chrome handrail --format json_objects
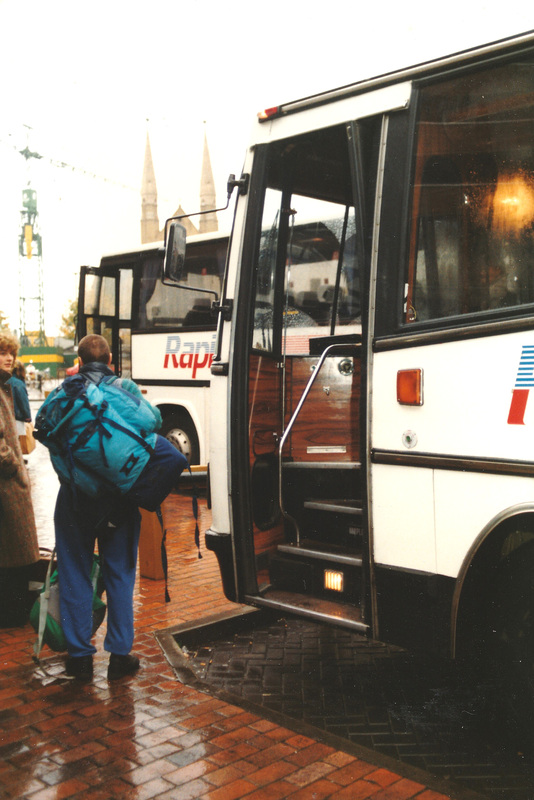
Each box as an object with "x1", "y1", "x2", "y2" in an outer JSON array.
[{"x1": 278, "y1": 340, "x2": 360, "y2": 544}]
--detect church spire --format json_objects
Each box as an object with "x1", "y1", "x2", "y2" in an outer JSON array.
[
  {"x1": 199, "y1": 125, "x2": 218, "y2": 234},
  {"x1": 140, "y1": 130, "x2": 160, "y2": 244}
]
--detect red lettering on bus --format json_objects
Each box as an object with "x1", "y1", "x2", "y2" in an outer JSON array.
[
  {"x1": 163, "y1": 350, "x2": 213, "y2": 375},
  {"x1": 192, "y1": 352, "x2": 213, "y2": 378}
]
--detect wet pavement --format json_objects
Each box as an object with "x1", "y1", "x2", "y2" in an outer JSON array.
[
  {"x1": 1, "y1": 401, "x2": 532, "y2": 799},
  {"x1": 166, "y1": 610, "x2": 534, "y2": 799},
  {"x1": 0, "y1": 486, "x2": 455, "y2": 800}
]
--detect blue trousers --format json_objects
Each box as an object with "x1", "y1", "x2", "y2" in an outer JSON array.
[{"x1": 54, "y1": 486, "x2": 141, "y2": 658}]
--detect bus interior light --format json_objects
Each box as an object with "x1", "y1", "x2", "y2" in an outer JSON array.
[
  {"x1": 324, "y1": 570, "x2": 344, "y2": 592},
  {"x1": 397, "y1": 369, "x2": 423, "y2": 406}
]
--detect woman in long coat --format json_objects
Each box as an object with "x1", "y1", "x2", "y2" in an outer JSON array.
[{"x1": 0, "y1": 332, "x2": 39, "y2": 626}]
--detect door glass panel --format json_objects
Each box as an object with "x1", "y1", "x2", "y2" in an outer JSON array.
[
  {"x1": 100, "y1": 324, "x2": 113, "y2": 350},
  {"x1": 84, "y1": 274, "x2": 101, "y2": 315},
  {"x1": 253, "y1": 188, "x2": 282, "y2": 353},
  {"x1": 99, "y1": 276, "x2": 116, "y2": 317},
  {"x1": 251, "y1": 125, "x2": 362, "y2": 356},
  {"x1": 406, "y1": 58, "x2": 534, "y2": 324},
  {"x1": 283, "y1": 198, "x2": 359, "y2": 354},
  {"x1": 85, "y1": 316, "x2": 101, "y2": 336},
  {"x1": 119, "y1": 269, "x2": 133, "y2": 320},
  {"x1": 119, "y1": 327, "x2": 131, "y2": 378}
]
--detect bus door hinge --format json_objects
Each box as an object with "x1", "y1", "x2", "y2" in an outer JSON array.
[
  {"x1": 212, "y1": 298, "x2": 233, "y2": 321},
  {"x1": 227, "y1": 173, "x2": 249, "y2": 196}
]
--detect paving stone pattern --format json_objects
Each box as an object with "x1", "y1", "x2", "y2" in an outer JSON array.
[
  {"x1": 0, "y1": 483, "x2": 455, "y2": 800},
  {"x1": 175, "y1": 610, "x2": 534, "y2": 799}
]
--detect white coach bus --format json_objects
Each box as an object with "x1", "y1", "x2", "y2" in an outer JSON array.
[
  {"x1": 165, "y1": 32, "x2": 534, "y2": 733},
  {"x1": 78, "y1": 230, "x2": 228, "y2": 465}
]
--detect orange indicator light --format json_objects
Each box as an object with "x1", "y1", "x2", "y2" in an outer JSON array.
[
  {"x1": 397, "y1": 369, "x2": 423, "y2": 406},
  {"x1": 324, "y1": 570, "x2": 344, "y2": 592}
]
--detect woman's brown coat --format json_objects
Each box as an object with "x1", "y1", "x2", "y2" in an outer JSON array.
[{"x1": 0, "y1": 368, "x2": 39, "y2": 568}]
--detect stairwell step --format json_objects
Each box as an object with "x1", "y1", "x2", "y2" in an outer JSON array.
[
  {"x1": 282, "y1": 461, "x2": 361, "y2": 470},
  {"x1": 278, "y1": 542, "x2": 362, "y2": 567},
  {"x1": 249, "y1": 588, "x2": 369, "y2": 633},
  {"x1": 303, "y1": 499, "x2": 363, "y2": 515}
]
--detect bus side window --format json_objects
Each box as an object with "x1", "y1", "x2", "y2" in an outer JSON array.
[
  {"x1": 410, "y1": 157, "x2": 462, "y2": 322},
  {"x1": 406, "y1": 65, "x2": 534, "y2": 326}
]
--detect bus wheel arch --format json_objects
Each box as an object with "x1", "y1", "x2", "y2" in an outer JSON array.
[
  {"x1": 158, "y1": 407, "x2": 200, "y2": 466},
  {"x1": 454, "y1": 510, "x2": 534, "y2": 656},
  {"x1": 454, "y1": 510, "x2": 534, "y2": 751}
]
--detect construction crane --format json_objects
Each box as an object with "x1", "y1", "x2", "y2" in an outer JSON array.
[{"x1": 18, "y1": 133, "x2": 46, "y2": 345}]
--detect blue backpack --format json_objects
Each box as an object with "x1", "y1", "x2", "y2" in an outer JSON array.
[
  {"x1": 35, "y1": 373, "x2": 191, "y2": 603},
  {"x1": 34, "y1": 373, "x2": 160, "y2": 500}
]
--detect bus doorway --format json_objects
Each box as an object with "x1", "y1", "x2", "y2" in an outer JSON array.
[
  {"x1": 225, "y1": 123, "x2": 376, "y2": 629},
  {"x1": 78, "y1": 264, "x2": 133, "y2": 378}
]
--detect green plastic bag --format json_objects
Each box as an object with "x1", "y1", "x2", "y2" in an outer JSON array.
[{"x1": 30, "y1": 551, "x2": 106, "y2": 658}]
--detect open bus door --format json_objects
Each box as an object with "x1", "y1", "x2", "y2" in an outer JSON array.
[{"x1": 77, "y1": 265, "x2": 134, "y2": 377}]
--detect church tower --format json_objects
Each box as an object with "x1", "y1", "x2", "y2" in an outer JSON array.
[
  {"x1": 140, "y1": 132, "x2": 160, "y2": 244},
  {"x1": 199, "y1": 128, "x2": 218, "y2": 234},
  {"x1": 140, "y1": 127, "x2": 218, "y2": 241}
]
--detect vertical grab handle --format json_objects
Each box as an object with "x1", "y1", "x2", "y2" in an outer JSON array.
[{"x1": 278, "y1": 341, "x2": 359, "y2": 544}]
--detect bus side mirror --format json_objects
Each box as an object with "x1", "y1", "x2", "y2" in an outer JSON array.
[{"x1": 164, "y1": 222, "x2": 187, "y2": 282}]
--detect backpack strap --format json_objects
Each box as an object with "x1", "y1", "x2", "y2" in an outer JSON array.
[
  {"x1": 38, "y1": 379, "x2": 88, "y2": 439},
  {"x1": 140, "y1": 467, "x2": 200, "y2": 605},
  {"x1": 155, "y1": 506, "x2": 170, "y2": 603},
  {"x1": 190, "y1": 466, "x2": 202, "y2": 559},
  {"x1": 70, "y1": 395, "x2": 155, "y2": 465},
  {"x1": 71, "y1": 396, "x2": 113, "y2": 466}
]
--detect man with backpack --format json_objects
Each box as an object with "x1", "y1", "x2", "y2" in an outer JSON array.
[{"x1": 38, "y1": 334, "x2": 185, "y2": 681}]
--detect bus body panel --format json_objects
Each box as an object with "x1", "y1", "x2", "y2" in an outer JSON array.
[
  {"x1": 371, "y1": 464, "x2": 436, "y2": 573},
  {"x1": 371, "y1": 463, "x2": 534, "y2": 578},
  {"x1": 371, "y1": 331, "x2": 534, "y2": 576},
  {"x1": 208, "y1": 147, "x2": 256, "y2": 539},
  {"x1": 131, "y1": 331, "x2": 216, "y2": 383},
  {"x1": 254, "y1": 82, "x2": 412, "y2": 144},
  {"x1": 136, "y1": 383, "x2": 210, "y2": 466},
  {"x1": 371, "y1": 332, "x2": 534, "y2": 461},
  {"x1": 434, "y1": 471, "x2": 534, "y2": 576}
]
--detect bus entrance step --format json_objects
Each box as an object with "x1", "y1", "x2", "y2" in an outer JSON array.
[
  {"x1": 299, "y1": 501, "x2": 364, "y2": 546},
  {"x1": 303, "y1": 499, "x2": 363, "y2": 515},
  {"x1": 269, "y1": 547, "x2": 362, "y2": 606},
  {"x1": 277, "y1": 541, "x2": 362, "y2": 567},
  {"x1": 249, "y1": 588, "x2": 369, "y2": 633}
]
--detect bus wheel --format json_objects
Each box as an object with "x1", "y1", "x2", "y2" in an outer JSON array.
[
  {"x1": 490, "y1": 543, "x2": 534, "y2": 755},
  {"x1": 160, "y1": 413, "x2": 200, "y2": 465}
]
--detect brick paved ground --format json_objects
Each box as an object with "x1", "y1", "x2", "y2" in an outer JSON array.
[{"x1": 0, "y1": 491, "x2": 454, "y2": 800}]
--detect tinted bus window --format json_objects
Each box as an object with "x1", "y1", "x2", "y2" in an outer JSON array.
[{"x1": 406, "y1": 58, "x2": 534, "y2": 325}]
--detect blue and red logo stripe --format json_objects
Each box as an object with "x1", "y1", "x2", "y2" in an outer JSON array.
[{"x1": 508, "y1": 345, "x2": 534, "y2": 424}]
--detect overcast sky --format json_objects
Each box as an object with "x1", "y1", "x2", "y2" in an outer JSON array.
[{"x1": 0, "y1": 0, "x2": 532, "y2": 336}]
